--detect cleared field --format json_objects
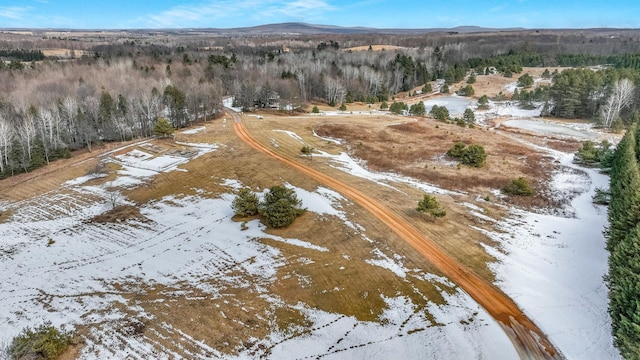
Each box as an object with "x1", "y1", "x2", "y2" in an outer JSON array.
[{"x1": 0, "y1": 95, "x2": 612, "y2": 359}]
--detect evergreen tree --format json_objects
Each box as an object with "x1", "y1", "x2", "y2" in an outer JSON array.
[
  {"x1": 409, "y1": 102, "x2": 426, "y2": 116},
  {"x1": 463, "y1": 108, "x2": 475, "y2": 124},
  {"x1": 608, "y1": 125, "x2": 640, "y2": 251},
  {"x1": 153, "y1": 118, "x2": 175, "y2": 138},
  {"x1": 478, "y1": 95, "x2": 490, "y2": 109},
  {"x1": 259, "y1": 185, "x2": 305, "y2": 228},
  {"x1": 430, "y1": 105, "x2": 450, "y2": 121},
  {"x1": 231, "y1": 188, "x2": 260, "y2": 217},
  {"x1": 517, "y1": 73, "x2": 534, "y2": 88},
  {"x1": 467, "y1": 72, "x2": 476, "y2": 84},
  {"x1": 389, "y1": 102, "x2": 408, "y2": 115},
  {"x1": 606, "y1": 122, "x2": 640, "y2": 359},
  {"x1": 416, "y1": 194, "x2": 446, "y2": 221}
]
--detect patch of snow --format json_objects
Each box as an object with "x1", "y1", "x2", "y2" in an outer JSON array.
[
  {"x1": 288, "y1": 185, "x2": 345, "y2": 218},
  {"x1": 220, "y1": 179, "x2": 244, "y2": 190},
  {"x1": 503, "y1": 81, "x2": 518, "y2": 93},
  {"x1": 462, "y1": 202, "x2": 483, "y2": 212},
  {"x1": 501, "y1": 119, "x2": 597, "y2": 140},
  {"x1": 365, "y1": 248, "x2": 406, "y2": 278},
  {"x1": 313, "y1": 130, "x2": 342, "y2": 145},
  {"x1": 63, "y1": 173, "x2": 107, "y2": 186},
  {"x1": 180, "y1": 126, "x2": 206, "y2": 134},
  {"x1": 273, "y1": 130, "x2": 304, "y2": 143},
  {"x1": 315, "y1": 151, "x2": 456, "y2": 196},
  {"x1": 422, "y1": 95, "x2": 473, "y2": 116}
]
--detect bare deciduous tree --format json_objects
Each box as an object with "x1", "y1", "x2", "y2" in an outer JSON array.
[
  {"x1": 0, "y1": 114, "x2": 14, "y2": 173},
  {"x1": 602, "y1": 78, "x2": 635, "y2": 128},
  {"x1": 325, "y1": 78, "x2": 345, "y2": 107}
]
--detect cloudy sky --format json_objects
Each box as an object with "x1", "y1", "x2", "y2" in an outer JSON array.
[{"x1": 0, "y1": 0, "x2": 638, "y2": 29}]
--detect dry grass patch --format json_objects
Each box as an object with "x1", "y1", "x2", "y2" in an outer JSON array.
[
  {"x1": 0, "y1": 208, "x2": 14, "y2": 223},
  {"x1": 314, "y1": 117, "x2": 558, "y2": 205},
  {"x1": 90, "y1": 205, "x2": 149, "y2": 224}
]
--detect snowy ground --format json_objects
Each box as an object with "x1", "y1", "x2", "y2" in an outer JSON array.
[
  {"x1": 422, "y1": 95, "x2": 473, "y2": 116},
  {"x1": 0, "y1": 117, "x2": 620, "y2": 359},
  {"x1": 478, "y1": 150, "x2": 620, "y2": 359},
  {"x1": 0, "y1": 141, "x2": 516, "y2": 359},
  {"x1": 501, "y1": 119, "x2": 597, "y2": 140}
]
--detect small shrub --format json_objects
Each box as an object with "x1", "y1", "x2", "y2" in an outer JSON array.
[
  {"x1": 416, "y1": 194, "x2": 446, "y2": 221},
  {"x1": 338, "y1": 103, "x2": 347, "y2": 111},
  {"x1": 389, "y1": 101, "x2": 408, "y2": 115},
  {"x1": 461, "y1": 144, "x2": 486, "y2": 168},
  {"x1": 477, "y1": 95, "x2": 490, "y2": 109},
  {"x1": 446, "y1": 142, "x2": 466, "y2": 158},
  {"x1": 447, "y1": 142, "x2": 486, "y2": 168},
  {"x1": 502, "y1": 177, "x2": 534, "y2": 196},
  {"x1": 8, "y1": 322, "x2": 71, "y2": 360},
  {"x1": 380, "y1": 101, "x2": 388, "y2": 110},
  {"x1": 592, "y1": 188, "x2": 611, "y2": 205},
  {"x1": 311, "y1": 105, "x2": 320, "y2": 114}
]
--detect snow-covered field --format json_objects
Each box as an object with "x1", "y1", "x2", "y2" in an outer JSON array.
[{"x1": 0, "y1": 141, "x2": 517, "y2": 359}]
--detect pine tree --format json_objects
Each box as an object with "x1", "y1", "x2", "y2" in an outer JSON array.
[
  {"x1": 259, "y1": 185, "x2": 305, "y2": 228},
  {"x1": 606, "y1": 122, "x2": 640, "y2": 359},
  {"x1": 416, "y1": 194, "x2": 446, "y2": 221},
  {"x1": 231, "y1": 188, "x2": 260, "y2": 217},
  {"x1": 153, "y1": 118, "x2": 175, "y2": 138}
]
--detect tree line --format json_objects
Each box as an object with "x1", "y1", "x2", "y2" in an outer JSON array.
[
  {"x1": 0, "y1": 57, "x2": 222, "y2": 178},
  {"x1": 606, "y1": 119, "x2": 640, "y2": 359},
  {"x1": 1, "y1": 30, "x2": 640, "y2": 178}
]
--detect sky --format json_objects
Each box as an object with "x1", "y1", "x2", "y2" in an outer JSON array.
[{"x1": 0, "y1": 0, "x2": 639, "y2": 30}]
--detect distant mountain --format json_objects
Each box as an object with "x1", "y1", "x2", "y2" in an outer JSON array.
[
  {"x1": 171, "y1": 22, "x2": 526, "y2": 35},
  {"x1": 15, "y1": 22, "x2": 615, "y2": 35}
]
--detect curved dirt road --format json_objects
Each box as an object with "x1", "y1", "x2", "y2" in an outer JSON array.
[{"x1": 230, "y1": 111, "x2": 561, "y2": 359}]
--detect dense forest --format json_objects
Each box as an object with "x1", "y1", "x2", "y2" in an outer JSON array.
[{"x1": 607, "y1": 120, "x2": 640, "y2": 360}]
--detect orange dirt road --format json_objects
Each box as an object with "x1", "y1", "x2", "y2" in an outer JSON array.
[{"x1": 230, "y1": 111, "x2": 562, "y2": 360}]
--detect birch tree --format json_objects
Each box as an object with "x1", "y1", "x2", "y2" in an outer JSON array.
[
  {"x1": 325, "y1": 78, "x2": 345, "y2": 107},
  {"x1": 602, "y1": 79, "x2": 635, "y2": 128},
  {"x1": 0, "y1": 114, "x2": 14, "y2": 173},
  {"x1": 18, "y1": 108, "x2": 37, "y2": 162}
]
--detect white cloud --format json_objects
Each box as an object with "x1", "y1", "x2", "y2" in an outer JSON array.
[
  {"x1": 137, "y1": 0, "x2": 335, "y2": 28},
  {"x1": 0, "y1": 6, "x2": 31, "y2": 20}
]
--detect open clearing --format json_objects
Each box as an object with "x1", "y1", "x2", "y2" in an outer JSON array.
[{"x1": 0, "y1": 79, "x2": 620, "y2": 359}]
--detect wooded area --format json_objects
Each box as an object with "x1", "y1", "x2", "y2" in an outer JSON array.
[{"x1": 0, "y1": 29, "x2": 639, "y2": 180}]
